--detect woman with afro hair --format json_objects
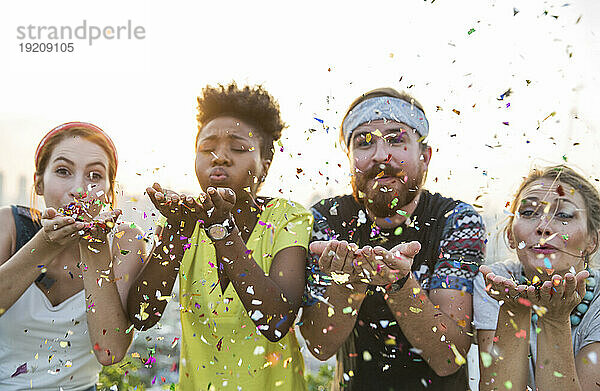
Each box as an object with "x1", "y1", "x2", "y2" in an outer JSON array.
[{"x1": 128, "y1": 83, "x2": 312, "y2": 390}]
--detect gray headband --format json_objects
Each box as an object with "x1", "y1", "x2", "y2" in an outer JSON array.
[{"x1": 342, "y1": 96, "x2": 429, "y2": 146}]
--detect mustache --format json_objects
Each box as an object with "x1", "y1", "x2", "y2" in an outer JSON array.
[{"x1": 360, "y1": 164, "x2": 407, "y2": 182}]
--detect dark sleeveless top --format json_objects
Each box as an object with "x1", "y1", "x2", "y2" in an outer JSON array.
[{"x1": 11, "y1": 205, "x2": 42, "y2": 251}]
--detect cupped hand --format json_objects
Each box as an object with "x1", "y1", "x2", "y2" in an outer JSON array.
[
  {"x1": 41, "y1": 207, "x2": 85, "y2": 247},
  {"x1": 199, "y1": 187, "x2": 236, "y2": 226},
  {"x1": 146, "y1": 183, "x2": 204, "y2": 233},
  {"x1": 85, "y1": 209, "x2": 122, "y2": 241},
  {"x1": 479, "y1": 265, "x2": 529, "y2": 312},
  {"x1": 311, "y1": 240, "x2": 368, "y2": 285},
  {"x1": 523, "y1": 270, "x2": 589, "y2": 323},
  {"x1": 356, "y1": 242, "x2": 417, "y2": 286}
]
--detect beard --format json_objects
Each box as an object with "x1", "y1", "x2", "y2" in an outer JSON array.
[{"x1": 352, "y1": 164, "x2": 425, "y2": 218}]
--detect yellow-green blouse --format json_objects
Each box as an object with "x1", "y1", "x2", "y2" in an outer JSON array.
[{"x1": 178, "y1": 198, "x2": 312, "y2": 390}]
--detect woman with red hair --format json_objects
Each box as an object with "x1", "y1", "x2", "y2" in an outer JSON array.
[{"x1": 0, "y1": 122, "x2": 147, "y2": 390}]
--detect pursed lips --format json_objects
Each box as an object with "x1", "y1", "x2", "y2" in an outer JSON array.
[
  {"x1": 373, "y1": 172, "x2": 407, "y2": 184},
  {"x1": 209, "y1": 167, "x2": 228, "y2": 181},
  {"x1": 531, "y1": 243, "x2": 558, "y2": 254}
]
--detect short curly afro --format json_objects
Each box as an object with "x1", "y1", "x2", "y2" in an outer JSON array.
[{"x1": 196, "y1": 82, "x2": 286, "y2": 164}]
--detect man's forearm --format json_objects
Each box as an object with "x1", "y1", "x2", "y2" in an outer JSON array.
[
  {"x1": 300, "y1": 282, "x2": 367, "y2": 360},
  {"x1": 386, "y1": 276, "x2": 471, "y2": 376}
]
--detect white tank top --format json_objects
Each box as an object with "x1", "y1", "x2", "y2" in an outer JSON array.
[{"x1": 0, "y1": 283, "x2": 101, "y2": 390}]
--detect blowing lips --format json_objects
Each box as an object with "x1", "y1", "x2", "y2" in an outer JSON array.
[
  {"x1": 208, "y1": 167, "x2": 229, "y2": 183},
  {"x1": 375, "y1": 174, "x2": 407, "y2": 184},
  {"x1": 367, "y1": 165, "x2": 406, "y2": 185},
  {"x1": 531, "y1": 243, "x2": 558, "y2": 254}
]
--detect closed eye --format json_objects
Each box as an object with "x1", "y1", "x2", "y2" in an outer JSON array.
[
  {"x1": 231, "y1": 144, "x2": 252, "y2": 152},
  {"x1": 197, "y1": 145, "x2": 215, "y2": 153}
]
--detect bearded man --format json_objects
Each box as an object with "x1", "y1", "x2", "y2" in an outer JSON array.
[{"x1": 300, "y1": 88, "x2": 485, "y2": 390}]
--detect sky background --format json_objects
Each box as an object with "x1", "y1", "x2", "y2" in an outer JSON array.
[{"x1": 1, "y1": 0, "x2": 600, "y2": 261}]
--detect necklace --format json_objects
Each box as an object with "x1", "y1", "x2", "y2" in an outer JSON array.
[
  {"x1": 521, "y1": 269, "x2": 596, "y2": 326},
  {"x1": 569, "y1": 270, "x2": 596, "y2": 326}
]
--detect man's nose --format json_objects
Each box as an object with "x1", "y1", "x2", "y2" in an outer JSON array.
[{"x1": 371, "y1": 138, "x2": 392, "y2": 163}]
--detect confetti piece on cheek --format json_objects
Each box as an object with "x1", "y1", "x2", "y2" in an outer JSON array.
[
  {"x1": 553, "y1": 371, "x2": 563, "y2": 378},
  {"x1": 515, "y1": 329, "x2": 527, "y2": 339},
  {"x1": 504, "y1": 380, "x2": 513, "y2": 389}
]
